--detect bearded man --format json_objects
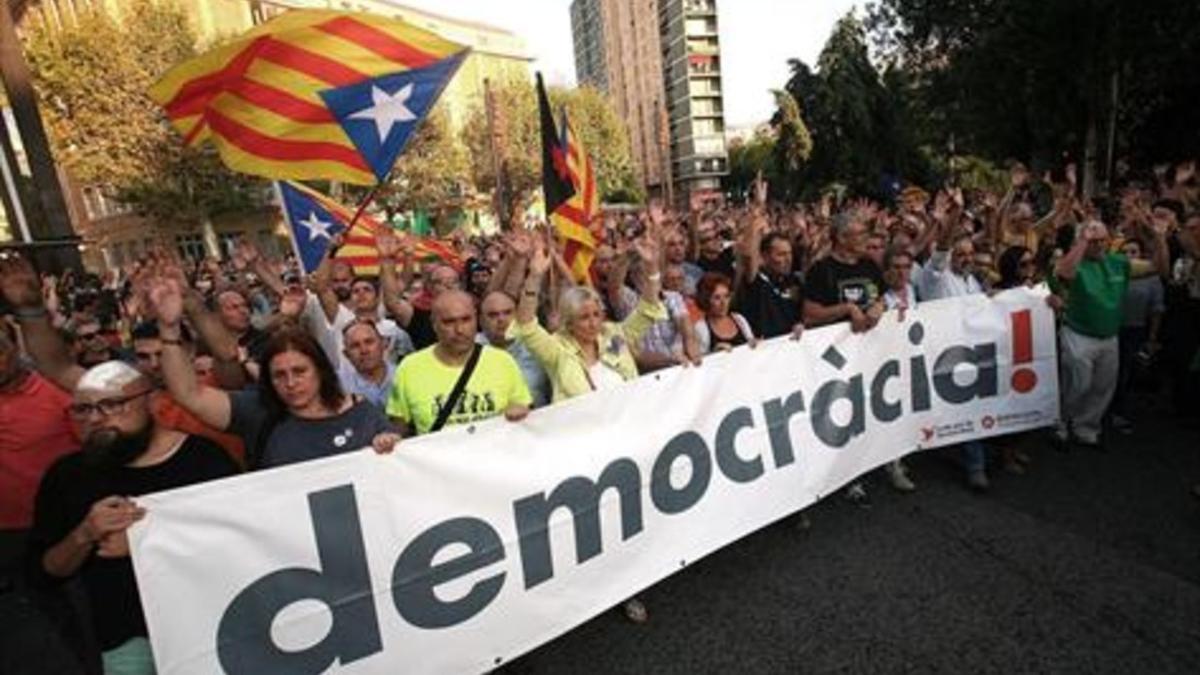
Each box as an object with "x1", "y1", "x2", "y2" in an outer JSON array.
[{"x1": 26, "y1": 361, "x2": 237, "y2": 673}]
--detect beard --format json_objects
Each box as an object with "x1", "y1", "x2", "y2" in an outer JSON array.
[{"x1": 82, "y1": 423, "x2": 153, "y2": 468}]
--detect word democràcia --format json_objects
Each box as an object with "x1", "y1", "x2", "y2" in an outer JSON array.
[{"x1": 214, "y1": 313, "x2": 1039, "y2": 673}]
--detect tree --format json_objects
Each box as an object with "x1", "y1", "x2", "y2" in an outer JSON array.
[
  {"x1": 774, "y1": 11, "x2": 931, "y2": 200},
  {"x1": 770, "y1": 90, "x2": 812, "y2": 201},
  {"x1": 866, "y1": 0, "x2": 1200, "y2": 189},
  {"x1": 23, "y1": 0, "x2": 265, "y2": 223},
  {"x1": 725, "y1": 129, "x2": 775, "y2": 203},
  {"x1": 462, "y1": 79, "x2": 642, "y2": 208}
]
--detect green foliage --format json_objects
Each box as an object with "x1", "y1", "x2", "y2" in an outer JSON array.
[
  {"x1": 23, "y1": 0, "x2": 264, "y2": 223},
  {"x1": 866, "y1": 0, "x2": 1200, "y2": 175},
  {"x1": 461, "y1": 79, "x2": 642, "y2": 207},
  {"x1": 726, "y1": 130, "x2": 774, "y2": 202},
  {"x1": 773, "y1": 11, "x2": 933, "y2": 201}
]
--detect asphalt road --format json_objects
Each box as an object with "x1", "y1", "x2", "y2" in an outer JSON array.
[{"x1": 3, "y1": 393, "x2": 1198, "y2": 675}]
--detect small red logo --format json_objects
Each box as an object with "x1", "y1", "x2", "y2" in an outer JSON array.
[
  {"x1": 982, "y1": 415, "x2": 996, "y2": 430},
  {"x1": 921, "y1": 426, "x2": 936, "y2": 441}
]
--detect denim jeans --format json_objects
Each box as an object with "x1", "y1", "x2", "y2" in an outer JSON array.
[{"x1": 962, "y1": 440, "x2": 987, "y2": 474}]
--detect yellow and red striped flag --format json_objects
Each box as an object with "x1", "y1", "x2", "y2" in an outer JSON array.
[
  {"x1": 150, "y1": 10, "x2": 467, "y2": 185},
  {"x1": 551, "y1": 113, "x2": 602, "y2": 284},
  {"x1": 278, "y1": 180, "x2": 462, "y2": 276}
]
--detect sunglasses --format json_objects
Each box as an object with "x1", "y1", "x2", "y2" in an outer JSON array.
[{"x1": 69, "y1": 390, "x2": 152, "y2": 419}]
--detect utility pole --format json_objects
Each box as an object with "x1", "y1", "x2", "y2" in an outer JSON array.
[
  {"x1": 0, "y1": 0, "x2": 80, "y2": 271},
  {"x1": 483, "y1": 78, "x2": 511, "y2": 228}
]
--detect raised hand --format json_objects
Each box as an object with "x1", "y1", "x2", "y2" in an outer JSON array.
[
  {"x1": 1065, "y1": 162, "x2": 1078, "y2": 188},
  {"x1": 375, "y1": 227, "x2": 402, "y2": 259},
  {"x1": 0, "y1": 255, "x2": 44, "y2": 309},
  {"x1": 528, "y1": 239, "x2": 553, "y2": 276},
  {"x1": 633, "y1": 235, "x2": 660, "y2": 270},
  {"x1": 752, "y1": 171, "x2": 769, "y2": 210},
  {"x1": 507, "y1": 230, "x2": 533, "y2": 258},
  {"x1": 232, "y1": 238, "x2": 262, "y2": 271},
  {"x1": 147, "y1": 276, "x2": 185, "y2": 327}
]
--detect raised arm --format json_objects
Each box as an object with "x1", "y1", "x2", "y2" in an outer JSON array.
[
  {"x1": 0, "y1": 256, "x2": 83, "y2": 391},
  {"x1": 148, "y1": 275, "x2": 233, "y2": 431},
  {"x1": 235, "y1": 238, "x2": 286, "y2": 301},
  {"x1": 376, "y1": 229, "x2": 415, "y2": 326},
  {"x1": 1055, "y1": 223, "x2": 1094, "y2": 282},
  {"x1": 310, "y1": 234, "x2": 344, "y2": 324}
]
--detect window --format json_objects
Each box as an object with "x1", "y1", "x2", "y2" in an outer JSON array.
[{"x1": 176, "y1": 234, "x2": 206, "y2": 261}]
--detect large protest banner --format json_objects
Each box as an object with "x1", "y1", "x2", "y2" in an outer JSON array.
[{"x1": 129, "y1": 288, "x2": 1059, "y2": 674}]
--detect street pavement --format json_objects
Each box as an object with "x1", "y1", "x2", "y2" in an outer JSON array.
[{"x1": 2, "y1": 395, "x2": 1198, "y2": 675}]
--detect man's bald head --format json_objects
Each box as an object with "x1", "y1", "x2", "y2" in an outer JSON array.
[
  {"x1": 480, "y1": 291, "x2": 516, "y2": 346},
  {"x1": 431, "y1": 290, "x2": 478, "y2": 357},
  {"x1": 72, "y1": 361, "x2": 155, "y2": 467}
]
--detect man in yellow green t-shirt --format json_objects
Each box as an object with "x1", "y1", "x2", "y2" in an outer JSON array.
[{"x1": 384, "y1": 291, "x2": 531, "y2": 436}]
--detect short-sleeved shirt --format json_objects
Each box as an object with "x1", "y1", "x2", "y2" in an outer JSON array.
[
  {"x1": 386, "y1": 345, "x2": 532, "y2": 435},
  {"x1": 26, "y1": 437, "x2": 237, "y2": 650},
  {"x1": 228, "y1": 391, "x2": 394, "y2": 468},
  {"x1": 805, "y1": 256, "x2": 885, "y2": 314},
  {"x1": 1061, "y1": 252, "x2": 1130, "y2": 339},
  {"x1": 337, "y1": 361, "x2": 397, "y2": 410},
  {"x1": 0, "y1": 372, "x2": 78, "y2": 530},
  {"x1": 737, "y1": 270, "x2": 804, "y2": 339}
]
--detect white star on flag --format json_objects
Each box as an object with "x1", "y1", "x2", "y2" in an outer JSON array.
[
  {"x1": 299, "y1": 212, "x2": 334, "y2": 241},
  {"x1": 350, "y1": 84, "x2": 417, "y2": 143}
]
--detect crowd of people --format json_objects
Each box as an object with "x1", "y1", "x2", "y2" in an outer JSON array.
[{"x1": 1, "y1": 159, "x2": 1198, "y2": 673}]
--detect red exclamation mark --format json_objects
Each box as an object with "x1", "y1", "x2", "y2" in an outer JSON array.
[{"x1": 1010, "y1": 309, "x2": 1037, "y2": 393}]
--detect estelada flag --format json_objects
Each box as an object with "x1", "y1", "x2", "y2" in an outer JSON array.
[
  {"x1": 277, "y1": 181, "x2": 461, "y2": 276},
  {"x1": 538, "y1": 73, "x2": 575, "y2": 216},
  {"x1": 551, "y1": 111, "x2": 603, "y2": 284},
  {"x1": 150, "y1": 10, "x2": 468, "y2": 185}
]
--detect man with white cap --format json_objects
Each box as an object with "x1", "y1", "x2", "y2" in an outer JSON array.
[{"x1": 26, "y1": 361, "x2": 237, "y2": 674}]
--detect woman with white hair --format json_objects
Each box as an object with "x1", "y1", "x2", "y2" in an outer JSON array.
[
  {"x1": 514, "y1": 238, "x2": 666, "y2": 402},
  {"x1": 513, "y1": 237, "x2": 665, "y2": 625}
]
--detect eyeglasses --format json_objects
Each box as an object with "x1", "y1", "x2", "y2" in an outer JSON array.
[
  {"x1": 76, "y1": 330, "x2": 104, "y2": 341},
  {"x1": 69, "y1": 390, "x2": 152, "y2": 419}
]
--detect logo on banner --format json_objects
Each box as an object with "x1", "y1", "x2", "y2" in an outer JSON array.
[{"x1": 982, "y1": 415, "x2": 996, "y2": 430}]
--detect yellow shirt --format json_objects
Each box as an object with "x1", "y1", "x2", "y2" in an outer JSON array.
[{"x1": 386, "y1": 345, "x2": 532, "y2": 435}]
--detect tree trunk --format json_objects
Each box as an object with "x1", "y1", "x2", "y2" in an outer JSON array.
[
  {"x1": 1082, "y1": 102, "x2": 1100, "y2": 200},
  {"x1": 1103, "y1": 66, "x2": 1120, "y2": 193},
  {"x1": 0, "y1": 0, "x2": 81, "y2": 272}
]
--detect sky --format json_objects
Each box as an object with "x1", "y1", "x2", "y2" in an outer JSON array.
[{"x1": 395, "y1": 0, "x2": 858, "y2": 128}]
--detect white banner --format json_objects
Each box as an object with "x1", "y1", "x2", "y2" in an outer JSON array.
[{"x1": 130, "y1": 288, "x2": 1059, "y2": 674}]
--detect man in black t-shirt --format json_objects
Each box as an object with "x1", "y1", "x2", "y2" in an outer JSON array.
[
  {"x1": 735, "y1": 223, "x2": 806, "y2": 340},
  {"x1": 27, "y1": 361, "x2": 237, "y2": 671},
  {"x1": 804, "y1": 213, "x2": 887, "y2": 332},
  {"x1": 802, "y1": 212, "x2": 887, "y2": 507}
]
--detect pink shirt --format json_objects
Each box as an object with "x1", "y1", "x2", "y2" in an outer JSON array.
[{"x1": 0, "y1": 372, "x2": 79, "y2": 529}]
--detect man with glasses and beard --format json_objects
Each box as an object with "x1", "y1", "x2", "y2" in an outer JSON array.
[{"x1": 27, "y1": 361, "x2": 237, "y2": 674}]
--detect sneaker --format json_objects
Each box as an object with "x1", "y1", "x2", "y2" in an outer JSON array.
[
  {"x1": 1049, "y1": 430, "x2": 1071, "y2": 453},
  {"x1": 887, "y1": 463, "x2": 916, "y2": 492},
  {"x1": 622, "y1": 598, "x2": 648, "y2": 624},
  {"x1": 967, "y1": 470, "x2": 990, "y2": 493},
  {"x1": 845, "y1": 482, "x2": 871, "y2": 507},
  {"x1": 1075, "y1": 435, "x2": 1107, "y2": 453}
]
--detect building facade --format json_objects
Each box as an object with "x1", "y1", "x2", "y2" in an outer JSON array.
[{"x1": 570, "y1": 0, "x2": 727, "y2": 203}]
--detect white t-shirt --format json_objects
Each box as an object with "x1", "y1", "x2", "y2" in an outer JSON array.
[{"x1": 303, "y1": 293, "x2": 412, "y2": 368}]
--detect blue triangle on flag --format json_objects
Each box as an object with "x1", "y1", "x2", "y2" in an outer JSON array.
[
  {"x1": 320, "y1": 51, "x2": 467, "y2": 183},
  {"x1": 278, "y1": 182, "x2": 346, "y2": 274}
]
